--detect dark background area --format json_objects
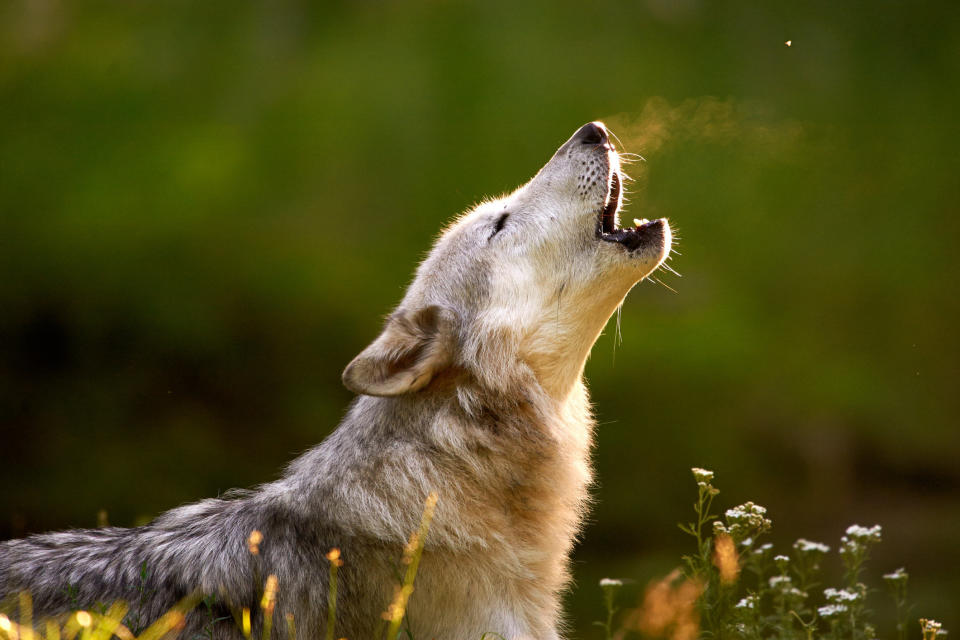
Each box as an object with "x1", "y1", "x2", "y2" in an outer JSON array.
[{"x1": 1, "y1": 0, "x2": 957, "y2": 634}]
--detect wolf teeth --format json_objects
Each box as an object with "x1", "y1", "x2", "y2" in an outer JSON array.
[{"x1": 633, "y1": 218, "x2": 650, "y2": 227}]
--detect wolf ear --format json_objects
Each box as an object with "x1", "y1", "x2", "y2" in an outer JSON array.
[{"x1": 342, "y1": 305, "x2": 456, "y2": 397}]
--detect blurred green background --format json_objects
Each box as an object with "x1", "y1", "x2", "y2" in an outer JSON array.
[{"x1": 1, "y1": 0, "x2": 957, "y2": 633}]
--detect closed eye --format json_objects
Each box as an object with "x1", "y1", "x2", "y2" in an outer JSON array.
[{"x1": 488, "y1": 213, "x2": 509, "y2": 241}]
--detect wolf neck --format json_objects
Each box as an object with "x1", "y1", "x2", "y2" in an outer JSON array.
[
  {"x1": 280, "y1": 379, "x2": 593, "y2": 632},
  {"x1": 523, "y1": 333, "x2": 598, "y2": 402},
  {"x1": 291, "y1": 376, "x2": 593, "y2": 558},
  {"x1": 522, "y1": 290, "x2": 631, "y2": 402}
]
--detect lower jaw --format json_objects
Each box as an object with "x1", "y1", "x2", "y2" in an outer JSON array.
[{"x1": 599, "y1": 218, "x2": 666, "y2": 253}]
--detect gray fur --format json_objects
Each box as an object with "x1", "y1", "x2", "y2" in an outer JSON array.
[{"x1": 1, "y1": 122, "x2": 672, "y2": 640}]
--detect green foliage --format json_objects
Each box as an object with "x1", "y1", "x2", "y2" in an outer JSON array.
[
  {"x1": 596, "y1": 578, "x2": 625, "y2": 640},
  {"x1": 597, "y1": 468, "x2": 949, "y2": 640},
  {"x1": 195, "y1": 595, "x2": 231, "y2": 640},
  {"x1": 128, "y1": 561, "x2": 154, "y2": 635}
]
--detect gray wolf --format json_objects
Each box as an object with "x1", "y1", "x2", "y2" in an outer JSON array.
[{"x1": 0, "y1": 122, "x2": 672, "y2": 639}]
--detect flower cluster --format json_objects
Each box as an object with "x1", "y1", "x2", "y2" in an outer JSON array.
[
  {"x1": 692, "y1": 467, "x2": 714, "y2": 484},
  {"x1": 920, "y1": 619, "x2": 949, "y2": 639},
  {"x1": 818, "y1": 603, "x2": 849, "y2": 618},
  {"x1": 766, "y1": 573, "x2": 806, "y2": 603},
  {"x1": 841, "y1": 524, "x2": 882, "y2": 554},
  {"x1": 691, "y1": 467, "x2": 720, "y2": 497},
  {"x1": 883, "y1": 567, "x2": 908, "y2": 584},
  {"x1": 768, "y1": 575, "x2": 791, "y2": 589},
  {"x1": 713, "y1": 501, "x2": 772, "y2": 543},
  {"x1": 824, "y1": 587, "x2": 863, "y2": 604},
  {"x1": 794, "y1": 538, "x2": 830, "y2": 555},
  {"x1": 839, "y1": 524, "x2": 882, "y2": 585},
  {"x1": 773, "y1": 554, "x2": 789, "y2": 572}
]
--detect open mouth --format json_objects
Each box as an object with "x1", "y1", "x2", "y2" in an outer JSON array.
[{"x1": 596, "y1": 172, "x2": 662, "y2": 251}]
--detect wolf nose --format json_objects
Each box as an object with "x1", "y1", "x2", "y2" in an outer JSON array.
[{"x1": 575, "y1": 121, "x2": 608, "y2": 145}]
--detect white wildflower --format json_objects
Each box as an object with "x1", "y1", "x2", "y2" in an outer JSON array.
[
  {"x1": 773, "y1": 555, "x2": 790, "y2": 574},
  {"x1": 735, "y1": 595, "x2": 757, "y2": 609},
  {"x1": 844, "y1": 524, "x2": 882, "y2": 543},
  {"x1": 769, "y1": 575, "x2": 792, "y2": 588},
  {"x1": 599, "y1": 578, "x2": 623, "y2": 588},
  {"x1": 726, "y1": 502, "x2": 767, "y2": 523},
  {"x1": 925, "y1": 621, "x2": 943, "y2": 632},
  {"x1": 883, "y1": 567, "x2": 908, "y2": 583},
  {"x1": 824, "y1": 587, "x2": 861, "y2": 603},
  {"x1": 921, "y1": 620, "x2": 949, "y2": 638},
  {"x1": 794, "y1": 538, "x2": 830, "y2": 554},
  {"x1": 692, "y1": 468, "x2": 714, "y2": 484},
  {"x1": 841, "y1": 524, "x2": 882, "y2": 558},
  {"x1": 723, "y1": 502, "x2": 772, "y2": 541},
  {"x1": 818, "y1": 604, "x2": 849, "y2": 618}
]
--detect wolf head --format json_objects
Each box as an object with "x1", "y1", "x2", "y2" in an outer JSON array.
[{"x1": 343, "y1": 122, "x2": 672, "y2": 402}]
